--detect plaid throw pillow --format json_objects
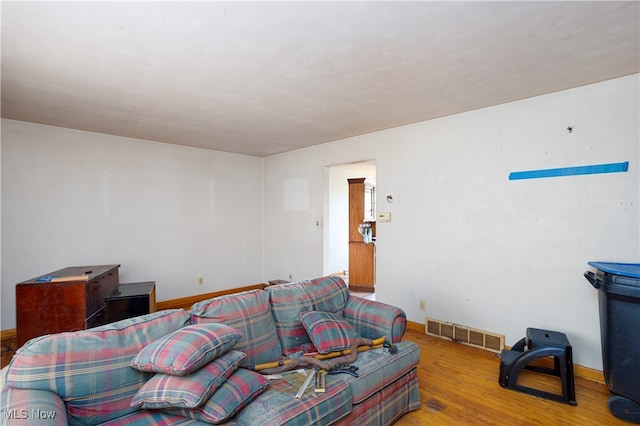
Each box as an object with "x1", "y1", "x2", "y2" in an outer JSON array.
[
  {"x1": 165, "y1": 368, "x2": 269, "y2": 424},
  {"x1": 131, "y1": 350, "x2": 245, "y2": 409},
  {"x1": 130, "y1": 323, "x2": 242, "y2": 376},
  {"x1": 300, "y1": 311, "x2": 357, "y2": 354}
]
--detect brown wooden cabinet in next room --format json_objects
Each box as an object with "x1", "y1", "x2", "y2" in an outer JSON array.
[{"x1": 348, "y1": 178, "x2": 376, "y2": 292}]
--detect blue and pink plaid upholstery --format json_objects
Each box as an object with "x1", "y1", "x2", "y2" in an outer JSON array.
[
  {"x1": 336, "y1": 368, "x2": 420, "y2": 426},
  {"x1": 300, "y1": 311, "x2": 357, "y2": 354},
  {"x1": 190, "y1": 290, "x2": 283, "y2": 366},
  {"x1": 100, "y1": 410, "x2": 212, "y2": 425},
  {"x1": 331, "y1": 341, "x2": 420, "y2": 404},
  {"x1": 343, "y1": 297, "x2": 407, "y2": 343},
  {"x1": 6, "y1": 309, "x2": 190, "y2": 425},
  {"x1": 267, "y1": 276, "x2": 350, "y2": 354},
  {"x1": 130, "y1": 323, "x2": 242, "y2": 376},
  {"x1": 234, "y1": 370, "x2": 352, "y2": 426},
  {"x1": 165, "y1": 368, "x2": 268, "y2": 424},
  {"x1": 0, "y1": 366, "x2": 67, "y2": 426},
  {"x1": 131, "y1": 350, "x2": 245, "y2": 409}
]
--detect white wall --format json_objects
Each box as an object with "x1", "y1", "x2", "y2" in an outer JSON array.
[
  {"x1": 2, "y1": 76, "x2": 637, "y2": 370},
  {"x1": 1, "y1": 120, "x2": 264, "y2": 330},
  {"x1": 264, "y1": 75, "x2": 640, "y2": 370}
]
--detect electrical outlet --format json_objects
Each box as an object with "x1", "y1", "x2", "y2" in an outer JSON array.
[
  {"x1": 198, "y1": 277, "x2": 204, "y2": 285},
  {"x1": 419, "y1": 299, "x2": 426, "y2": 311}
]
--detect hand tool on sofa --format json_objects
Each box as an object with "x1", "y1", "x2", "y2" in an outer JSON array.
[
  {"x1": 249, "y1": 336, "x2": 396, "y2": 374},
  {"x1": 327, "y1": 364, "x2": 359, "y2": 378},
  {"x1": 295, "y1": 369, "x2": 316, "y2": 398}
]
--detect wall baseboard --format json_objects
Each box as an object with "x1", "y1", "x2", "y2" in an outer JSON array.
[
  {"x1": 406, "y1": 320, "x2": 604, "y2": 385},
  {"x1": 155, "y1": 283, "x2": 267, "y2": 311},
  {"x1": 1, "y1": 329, "x2": 16, "y2": 340},
  {"x1": 1, "y1": 283, "x2": 268, "y2": 368},
  {"x1": 2, "y1": 302, "x2": 605, "y2": 386},
  {"x1": 2, "y1": 283, "x2": 268, "y2": 339},
  {"x1": 406, "y1": 320, "x2": 425, "y2": 333}
]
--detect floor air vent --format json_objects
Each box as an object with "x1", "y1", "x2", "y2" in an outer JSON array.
[{"x1": 426, "y1": 318, "x2": 505, "y2": 354}]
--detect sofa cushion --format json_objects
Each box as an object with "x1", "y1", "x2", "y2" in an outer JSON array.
[
  {"x1": 191, "y1": 289, "x2": 283, "y2": 367},
  {"x1": 266, "y1": 276, "x2": 350, "y2": 354},
  {"x1": 6, "y1": 309, "x2": 190, "y2": 425},
  {"x1": 234, "y1": 370, "x2": 352, "y2": 425},
  {"x1": 300, "y1": 311, "x2": 357, "y2": 354},
  {"x1": 338, "y1": 368, "x2": 421, "y2": 425},
  {"x1": 165, "y1": 368, "x2": 268, "y2": 424},
  {"x1": 337, "y1": 340, "x2": 420, "y2": 404},
  {"x1": 130, "y1": 323, "x2": 242, "y2": 376},
  {"x1": 100, "y1": 410, "x2": 221, "y2": 425},
  {"x1": 130, "y1": 350, "x2": 245, "y2": 409}
]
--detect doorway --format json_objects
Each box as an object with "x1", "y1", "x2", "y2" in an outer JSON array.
[{"x1": 323, "y1": 160, "x2": 376, "y2": 295}]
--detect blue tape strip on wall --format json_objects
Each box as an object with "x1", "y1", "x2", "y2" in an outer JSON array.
[{"x1": 509, "y1": 161, "x2": 629, "y2": 181}]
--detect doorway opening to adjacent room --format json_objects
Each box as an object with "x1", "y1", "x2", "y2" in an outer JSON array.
[{"x1": 323, "y1": 160, "x2": 376, "y2": 300}]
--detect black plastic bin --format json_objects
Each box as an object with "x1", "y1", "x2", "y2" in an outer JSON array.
[{"x1": 584, "y1": 262, "x2": 640, "y2": 423}]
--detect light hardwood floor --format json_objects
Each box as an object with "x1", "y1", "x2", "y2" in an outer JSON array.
[{"x1": 396, "y1": 329, "x2": 628, "y2": 425}]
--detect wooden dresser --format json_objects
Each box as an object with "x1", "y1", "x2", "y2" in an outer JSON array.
[{"x1": 16, "y1": 264, "x2": 120, "y2": 346}]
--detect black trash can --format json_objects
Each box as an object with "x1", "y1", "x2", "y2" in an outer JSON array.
[{"x1": 584, "y1": 262, "x2": 640, "y2": 423}]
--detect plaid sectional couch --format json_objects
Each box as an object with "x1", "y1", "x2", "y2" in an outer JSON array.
[{"x1": 1, "y1": 276, "x2": 420, "y2": 425}]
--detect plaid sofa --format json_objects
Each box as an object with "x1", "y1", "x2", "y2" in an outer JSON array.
[{"x1": 1, "y1": 276, "x2": 420, "y2": 425}]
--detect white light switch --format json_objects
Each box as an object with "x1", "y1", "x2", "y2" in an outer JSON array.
[{"x1": 377, "y1": 212, "x2": 391, "y2": 222}]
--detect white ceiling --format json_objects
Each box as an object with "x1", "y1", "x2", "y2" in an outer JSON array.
[{"x1": 2, "y1": 1, "x2": 639, "y2": 157}]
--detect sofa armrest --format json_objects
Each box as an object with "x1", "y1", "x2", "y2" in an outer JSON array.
[
  {"x1": 1, "y1": 367, "x2": 68, "y2": 425},
  {"x1": 343, "y1": 297, "x2": 407, "y2": 343}
]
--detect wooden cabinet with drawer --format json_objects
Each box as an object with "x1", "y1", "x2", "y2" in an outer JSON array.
[{"x1": 16, "y1": 264, "x2": 120, "y2": 347}]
